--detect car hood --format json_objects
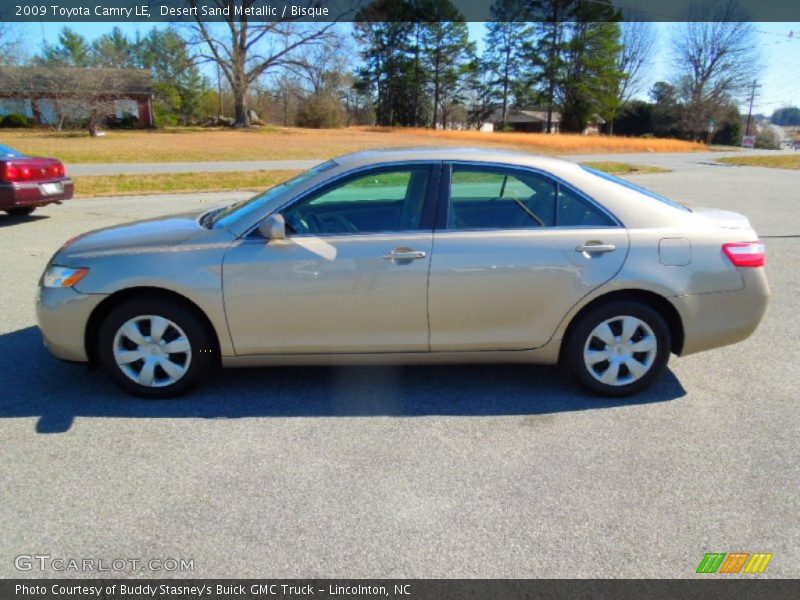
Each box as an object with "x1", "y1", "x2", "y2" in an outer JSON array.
[{"x1": 55, "y1": 211, "x2": 210, "y2": 260}]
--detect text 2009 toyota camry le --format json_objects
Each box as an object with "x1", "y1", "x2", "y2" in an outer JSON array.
[{"x1": 37, "y1": 148, "x2": 769, "y2": 398}]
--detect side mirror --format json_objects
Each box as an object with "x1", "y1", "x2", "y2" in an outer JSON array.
[{"x1": 258, "y1": 214, "x2": 285, "y2": 240}]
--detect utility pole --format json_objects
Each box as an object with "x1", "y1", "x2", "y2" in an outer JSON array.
[{"x1": 745, "y1": 79, "x2": 761, "y2": 136}]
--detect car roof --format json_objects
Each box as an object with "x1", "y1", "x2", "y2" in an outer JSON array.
[{"x1": 332, "y1": 146, "x2": 579, "y2": 172}]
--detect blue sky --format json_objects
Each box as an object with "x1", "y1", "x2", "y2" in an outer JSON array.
[{"x1": 21, "y1": 20, "x2": 800, "y2": 116}]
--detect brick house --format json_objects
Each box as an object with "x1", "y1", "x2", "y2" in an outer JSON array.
[{"x1": 0, "y1": 66, "x2": 155, "y2": 128}]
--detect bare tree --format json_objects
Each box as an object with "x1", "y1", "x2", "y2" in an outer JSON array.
[
  {"x1": 671, "y1": 2, "x2": 760, "y2": 139},
  {"x1": 604, "y1": 21, "x2": 656, "y2": 134},
  {"x1": 186, "y1": 1, "x2": 342, "y2": 127},
  {"x1": 618, "y1": 21, "x2": 657, "y2": 104},
  {"x1": 0, "y1": 23, "x2": 25, "y2": 65}
]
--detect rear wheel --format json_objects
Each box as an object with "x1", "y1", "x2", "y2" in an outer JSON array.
[
  {"x1": 97, "y1": 297, "x2": 216, "y2": 398},
  {"x1": 5, "y1": 206, "x2": 35, "y2": 216},
  {"x1": 564, "y1": 300, "x2": 671, "y2": 397}
]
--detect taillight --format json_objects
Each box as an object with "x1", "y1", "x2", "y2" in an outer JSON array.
[
  {"x1": 0, "y1": 162, "x2": 19, "y2": 181},
  {"x1": 0, "y1": 159, "x2": 65, "y2": 181},
  {"x1": 723, "y1": 241, "x2": 766, "y2": 267}
]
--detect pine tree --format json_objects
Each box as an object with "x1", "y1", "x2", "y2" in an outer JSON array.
[
  {"x1": 355, "y1": 19, "x2": 417, "y2": 126},
  {"x1": 38, "y1": 28, "x2": 92, "y2": 67},
  {"x1": 420, "y1": 1, "x2": 475, "y2": 128},
  {"x1": 526, "y1": 0, "x2": 622, "y2": 133},
  {"x1": 560, "y1": 20, "x2": 622, "y2": 132},
  {"x1": 138, "y1": 28, "x2": 208, "y2": 125},
  {"x1": 91, "y1": 27, "x2": 138, "y2": 69},
  {"x1": 481, "y1": 0, "x2": 534, "y2": 128}
]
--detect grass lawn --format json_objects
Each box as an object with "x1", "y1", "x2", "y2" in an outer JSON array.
[
  {"x1": 0, "y1": 126, "x2": 706, "y2": 164},
  {"x1": 73, "y1": 170, "x2": 299, "y2": 197},
  {"x1": 717, "y1": 154, "x2": 800, "y2": 170},
  {"x1": 581, "y1": 161, "x2": 671, "y2": 175},
  {"x1": 73, "y1": 160, "x2": 670, "y2": 198}
]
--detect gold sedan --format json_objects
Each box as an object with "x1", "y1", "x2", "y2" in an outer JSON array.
[{"x1": 37, "y1": 149, "x2": 769, "y2": 398}]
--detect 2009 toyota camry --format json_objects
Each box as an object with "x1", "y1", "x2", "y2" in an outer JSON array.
[{"x1": 37, "y1": 148, "x2": 769, "y2": 398}]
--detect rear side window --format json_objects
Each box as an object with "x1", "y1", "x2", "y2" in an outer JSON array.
[
  {"x1": 448, "y1": 165, "x2": 615, "y2": 230},
  {"x1": 558, "y1": 185, "x2": 616, "y2": 227}
]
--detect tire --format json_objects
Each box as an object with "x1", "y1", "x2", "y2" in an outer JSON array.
[
  {"x1": 97, "y1": 296, "x2": 216, "y2": 399},
  {"x1": 5, "y1": 206, "x2": 35, "y2": 216},
  {"x1": 564, "y1": 300, "x2": 671, "y2": 397}
]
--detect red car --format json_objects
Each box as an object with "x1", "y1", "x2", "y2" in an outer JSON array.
[{"x1": 0, "y1": 144, "x2": 73, "y2": 216}]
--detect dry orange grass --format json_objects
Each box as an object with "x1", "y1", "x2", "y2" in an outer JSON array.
[
  {"x1": 0, "y1": 125, "x2": 705, "y2": 164},
  {"x1": 359, "y1": 126, "x2": 706, "y2": 154}
]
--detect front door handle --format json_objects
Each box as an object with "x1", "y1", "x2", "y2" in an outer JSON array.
[
  {"x1": 382, "y1": 250, "x2": 427, "y2": 260},
  {"x1": 576, "y1": 243, "x2": 616, "y2": 254}
]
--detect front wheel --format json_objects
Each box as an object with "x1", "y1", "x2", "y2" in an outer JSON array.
[
  {"x1": 564, "y1": 301, "x2": 671, "y2": 397},
  {"x1": 5, "y1": 206, "x2": 35, "y2": 216},
  {"x1": 97, "y1": 297, "x2": 216, "y2": 398}
]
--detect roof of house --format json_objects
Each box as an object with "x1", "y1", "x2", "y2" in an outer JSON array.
[
  {"x1": 489, "y1": 109, "x2": 562, "y2": 124},
  {"x1": 0, "y1": 66, "x2": 154, "y2": 96},
  {"x1": 488, "y1": 109, "x2": 606, "y2": 125}
]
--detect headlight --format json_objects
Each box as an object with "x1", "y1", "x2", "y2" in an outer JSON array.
[{"x1": 43, "y1": 266, "x2": 89, "y2": 288}]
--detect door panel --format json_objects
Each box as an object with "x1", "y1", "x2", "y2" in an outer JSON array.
[
  {"x1": 223, "y1": 164, "x2": 437, "y2": 355},
  {"x1": 223, "y1": 233, "x2": 432, "y2": 354},
  {"x1": 428, "y1": 228, "x2": 628, "y2": 350}
]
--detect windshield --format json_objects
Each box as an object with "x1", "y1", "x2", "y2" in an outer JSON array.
[
  {"x1": 0, "y1": 144, "x2": 24, "y2": 158},
  {"x1": 208, "y1": 160, "x2": 337, "y2": 229},
  {"x1": 581, "y1": 165, "x2": 689, "y2": 211}
]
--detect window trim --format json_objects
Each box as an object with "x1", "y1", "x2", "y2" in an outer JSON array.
[
  {"x1": 436, "y1": 161, "x2": 622, "y2": 232},
  {"x1": 244, "y1": 161, "x2": 441, "y2": 240},
  {"x1": 581, "y1": 165, "x2": 689, "y2": 212}
]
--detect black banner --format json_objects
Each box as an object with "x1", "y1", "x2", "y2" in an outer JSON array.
[
  {"x1": 3, "y1": 580, "x2": 800, "y2": 600},
  {"x1": 1, "y1": 0, "x2": 799, "y2": 23}
]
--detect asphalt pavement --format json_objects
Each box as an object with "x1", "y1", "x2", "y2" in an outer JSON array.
[{"x1": 0, "y1": 160, "x2": 798, "y2": 578}]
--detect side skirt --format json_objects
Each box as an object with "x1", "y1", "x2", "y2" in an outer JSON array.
[{"x1": 221, "y1": 341, "x2": 562, "y2": 368}]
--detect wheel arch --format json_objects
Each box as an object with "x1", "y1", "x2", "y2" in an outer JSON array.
[
  {"x1": 560, "y1": 289, "x2": 685, "y2": 359},
  {"x1": 85, "y1": 286, "x2": 222, "y2": 367}
]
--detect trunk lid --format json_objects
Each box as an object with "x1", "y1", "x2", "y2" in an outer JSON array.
[{"x1": 690, "y1": 206, "x2": 754, "y2": 230}]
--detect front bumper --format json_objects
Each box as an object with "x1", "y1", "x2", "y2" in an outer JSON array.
[
  {"x1": 675, "y1": 268, "x2": 770, "y2": 356},
  {"x1": 0, "y1": 178, "x2": 74, "y2": 210},
  {"x1": 36, "y1": 285, "x2": 106, "y2": 362}
]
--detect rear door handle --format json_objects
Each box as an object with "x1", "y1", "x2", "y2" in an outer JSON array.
[
  {"x1": 576, "y1": 243, "x2": 616, "y2": 254},
  {"x1": 382, "y1": 250, "x2": 427, "y2": 260}
]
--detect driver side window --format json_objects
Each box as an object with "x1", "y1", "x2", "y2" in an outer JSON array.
[{"x1": 282, "y1": 167, "x2": 430, "y2": 236}]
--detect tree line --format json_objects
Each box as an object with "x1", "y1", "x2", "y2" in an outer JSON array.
[{"x1": 0, "y1": 0, "x2": 787, "y2": 145}]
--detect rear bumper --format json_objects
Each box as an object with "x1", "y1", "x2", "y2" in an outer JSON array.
[
  {"x1": 36, "y1": 285, "x2": 105, "y2": 362},
  {"x1": 675, "y1": 268, "x2": 770, "y2": 356},
  {"x1": 0, "y1": 178, "x2": 74, "y2": 209}
]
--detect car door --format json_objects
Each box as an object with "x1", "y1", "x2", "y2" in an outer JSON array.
[
  {"x1": 428, "y1": 163, "x2": 629, "y2": 351},
  {"x1": 222, "y1": 164, "x2": 438, "y2": 355}
]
